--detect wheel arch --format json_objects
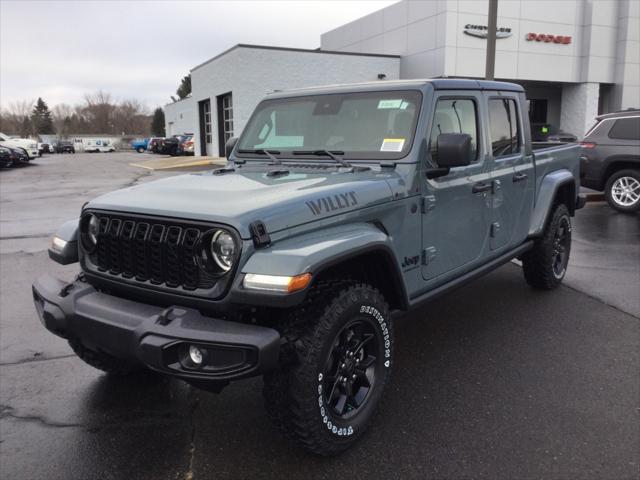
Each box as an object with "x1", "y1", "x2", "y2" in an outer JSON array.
[
  {"x1": 602, "y1": 155, "x2": 640, "y2": 187},
  {"x1": 310, "y1": 245, "x2": 409, "y2": 311},
  {"x1": 239, "y1": 223, "x2": 409, "y2": 311},
  {"x1": 529, "y1": 169, "x2": 577, "y2": 238}
]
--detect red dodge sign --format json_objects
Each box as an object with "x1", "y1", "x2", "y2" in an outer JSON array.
[{"x1": 526, "y1": 33, "x2": 572, "y2": 44}]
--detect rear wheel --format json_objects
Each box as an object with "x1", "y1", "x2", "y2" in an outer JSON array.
[
  {"x1": 522, "y1": 203, "x2": 571, "y2": 289},
  {"x1": 605, "y1": 169, "x2": 640, "y2": 213},
  {"x1": 263, "y1": 282, "x2": 393, "y2": 456}
]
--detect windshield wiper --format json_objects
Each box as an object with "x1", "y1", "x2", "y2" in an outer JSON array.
[
  {"x1": 237, "y1": 149, "x2": 282, "y2": 164},
  {"x1": 292, "y1": 150, "x2": 351, "y2": 168}
]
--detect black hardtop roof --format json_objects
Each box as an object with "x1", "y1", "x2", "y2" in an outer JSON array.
[{"x1": 266, "y1": 78, "x2": 524, "y2": 99}]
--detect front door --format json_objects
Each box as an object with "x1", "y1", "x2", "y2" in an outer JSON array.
[
  {"x1": 421, "y1": 92, "x2": 492, "y2": 283},
  {"x1": 484, "y1": 93, "x2": 534, "y2": 250}
]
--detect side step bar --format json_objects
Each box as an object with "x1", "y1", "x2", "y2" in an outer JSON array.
[{"x1": 409, "y1": 240, "x2": 534, "y2": 308}]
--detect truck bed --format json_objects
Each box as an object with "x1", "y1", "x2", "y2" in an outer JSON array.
[
  {"x1": 531, "y1": 141, "x2": 575, "y2": 151},
  {"x1": 532, "y1": 142, "x2": 582, "y2": 199}
]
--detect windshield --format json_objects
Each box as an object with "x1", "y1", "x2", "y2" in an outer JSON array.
[{"x1": 237, "y1": 90, "x2": 422, "y2": 161}]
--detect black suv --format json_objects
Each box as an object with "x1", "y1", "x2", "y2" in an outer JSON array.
[
  {"x1": 580, "y1": 110, "x2": 640, "y2": 213},
  {"x1": 55, "y1": 141, "x2": 76, "y2": 154},
  {"x1": 157, "y1": 136, "x2": 187, "y2": 156}
]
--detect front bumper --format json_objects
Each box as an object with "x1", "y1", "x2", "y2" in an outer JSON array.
[{"x1": 32, "y1": 275, "x2": 280, "y2": 383}]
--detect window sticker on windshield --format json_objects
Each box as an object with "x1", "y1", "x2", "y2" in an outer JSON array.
[
  {"x1": 377, "y1": 99, "x2": 403, "y2": 109},
  {"x1": 380, "y1": 138, "x2": 405, "y2": 152},
  {"x1": 399, "y1": 101, "x2": 409, "y2": 109}
]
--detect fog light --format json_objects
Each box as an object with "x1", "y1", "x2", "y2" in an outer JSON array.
[{"x1": 189, "y1": 345, "x2": 204, "y2": 365}]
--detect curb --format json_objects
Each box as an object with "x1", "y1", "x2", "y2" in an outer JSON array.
[{"x1": 585, "y1": 192, "x2": 605, "y2": 203}]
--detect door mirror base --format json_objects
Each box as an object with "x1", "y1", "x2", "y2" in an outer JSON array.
[
  {"x1": 225, "y1": 137, "x2": 238, "y2": 159},
  {"x1": 425, "y1": 167, "x2": 451, "y2": 179}
]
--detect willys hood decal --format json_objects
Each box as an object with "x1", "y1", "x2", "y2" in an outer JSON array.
[{"x1": 86, "y1": 168, "x2": 396, "y2": 238}]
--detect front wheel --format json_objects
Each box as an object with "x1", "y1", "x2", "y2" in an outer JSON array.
[
  {"x1": 605, "y1": 169, "x2": 640, "y2": 213},
  {"x1": 136, "y1": 147, "x2": 145, "y2": 153},
  {"x1": 263, "y1": 283, "x2": 393, "y2": 456},
  {"x1": 522, "y1": 203, "x2": 572, "y2": 289}
]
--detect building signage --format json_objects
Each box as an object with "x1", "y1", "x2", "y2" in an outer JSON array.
[
  {"x1": 463, "y1": 24, "x2": 512, "y2": 39},
  {"x1": 526, "y1": 32, "x2": 572, "y2": 44}
]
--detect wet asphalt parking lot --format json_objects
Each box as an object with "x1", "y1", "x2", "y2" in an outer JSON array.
[{"x1": 1, "y1": 153, "x2": 638, "y2": 479}]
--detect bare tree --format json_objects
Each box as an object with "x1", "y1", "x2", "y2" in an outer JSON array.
[
  {"x1": 6, "y1": 100, "x2": 34, "y2": 118},
  {"x1": 52, "y1": 103, "x2": 75, "y2": 138},
  {"x1": 5, "y1": 92, "x2": 152, "y2": 137},
  {"x1": 0, "y1": 100, "x2": 35, "y2": 135},
  {"x1": 82, "y1": 90, "x2": 117, "y2": 133}
]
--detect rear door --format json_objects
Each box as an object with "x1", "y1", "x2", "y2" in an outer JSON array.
[
  {"x1": 484, "y1": 92, "x2": 534, "y2": 250},
  {"x1": 421, "y1": 91, "x2": 492, "y2": 282}
]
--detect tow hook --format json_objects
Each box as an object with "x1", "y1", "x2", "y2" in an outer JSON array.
[
  {"x1": 59, "y1": 272, "x2": 85, "y2": 297},
  {"x1": 154, "y1": 306, "x2": 187, "y2": 326}
]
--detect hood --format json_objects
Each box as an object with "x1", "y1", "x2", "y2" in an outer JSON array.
[
  {"x1": 4, "y1": 137, "x2": 36, "y2": 148},
  {"x1": 86, "y1": 167, "x2": 398, "y2": 238}
]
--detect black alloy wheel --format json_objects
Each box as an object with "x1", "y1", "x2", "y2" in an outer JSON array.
[
  {"x1": 322, "y1": 319, "x2": 381, "y2": 419},
  {"x1": 551, "y1": 214, "x2": 571, "y2": 279}
]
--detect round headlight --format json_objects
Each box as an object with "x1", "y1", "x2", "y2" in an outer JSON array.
[
  {"x1": 88, "y1": 214, "x2": 100, "y2": 245},
  {"x1": 81, "y1": 213, "x2": 100, "y2": 251},
  {"x1": 210, "y1": 229, "x2": 236, "y2": 271}
]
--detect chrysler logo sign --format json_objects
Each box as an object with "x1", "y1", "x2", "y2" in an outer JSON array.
[{"x1": 464, "y1": 24, "x2": 512, "y2": 39}]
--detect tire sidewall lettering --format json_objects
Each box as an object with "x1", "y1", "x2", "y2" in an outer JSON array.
[{"x1": 316, "y1": 301, "x2": 391, "y2": 437}]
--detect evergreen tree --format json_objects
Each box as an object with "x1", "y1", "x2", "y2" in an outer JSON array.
[
  {"x1": 31, "y1": 97, "x2": 54, "y2": 134},
  {"x1": 176, "y1": 74, "x2": 191, "y2": 100},
  {"x1": 150, "y1": 108, "x2": 165, "y2": 136}
]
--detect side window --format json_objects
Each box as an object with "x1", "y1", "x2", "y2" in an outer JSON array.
[
  {"x1": 429, "y1": 98, "x2": 478, "y2": 162},
  {"x1": 608, "y1": 117, "x2": 640, "y2": 140},
  {"x1": 488, "y1": 98, "x2": 521, "y2": 157}
]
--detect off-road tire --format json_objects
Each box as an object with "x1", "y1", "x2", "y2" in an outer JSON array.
[
  {"x1": 263, "y1": 281, "x2": 393, "y2": 456},
  {"x1": 69, "y1": 339, "x2": 143, "y2": 375},
  {"x1": 522, "y1": 203, "x2": 571, "y2": 289},
  {"x1": 605, "y1": 169, "x2": 640, "y2": 213}
]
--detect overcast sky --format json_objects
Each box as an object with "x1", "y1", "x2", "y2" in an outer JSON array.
[{"x1": 0, "y1": 0, "x2": 397, "y2": 112}]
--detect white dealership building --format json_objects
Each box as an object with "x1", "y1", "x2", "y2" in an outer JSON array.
[{"x1": 165, "y1": 0, "x2": 639, "y2": 157}]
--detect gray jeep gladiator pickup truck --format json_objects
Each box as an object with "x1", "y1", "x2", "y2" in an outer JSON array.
[{"x1": 34, "y1": 79, "x2": 584, "y2": 455}]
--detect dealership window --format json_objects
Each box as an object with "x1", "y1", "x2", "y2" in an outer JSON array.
[
  {"x1": 220, "y1": 93, "x2": 234, "y2": 145},
  {"x1": 203, "y1": 101, "x2": 212, "y2": 144},
  {"x1": 488, "y1": 98, "x2": 521, "y2": 157},
  {"x1": 608, "y1": 117, "x2": 640, "y2": 140},
  {"x1": 429, "y1": 98, "x2": 478, "y2": 161}
]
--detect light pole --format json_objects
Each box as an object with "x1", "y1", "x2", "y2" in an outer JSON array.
[{"x1": 485, "y1": 0, "x2": 498, "y2": 80}]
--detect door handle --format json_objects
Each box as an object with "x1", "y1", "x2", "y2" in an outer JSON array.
[
  {"x1": 513, "y1": 172, "x2": 528, "y2": 183},
  {"x1": 472, "y1": 182, "x2": 492, "y2": 194}
]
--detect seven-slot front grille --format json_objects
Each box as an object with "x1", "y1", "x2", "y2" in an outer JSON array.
[{"x1": 86, "y1": 213, "x2": 216, "y2": 290}]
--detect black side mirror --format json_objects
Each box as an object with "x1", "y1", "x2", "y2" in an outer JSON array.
[
  {"x1": 225, "y1": 137, "x2": 238, "y2": 158},
  {"x1": 435, "y1": 133, "x2": 473, "y2": 168}
]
